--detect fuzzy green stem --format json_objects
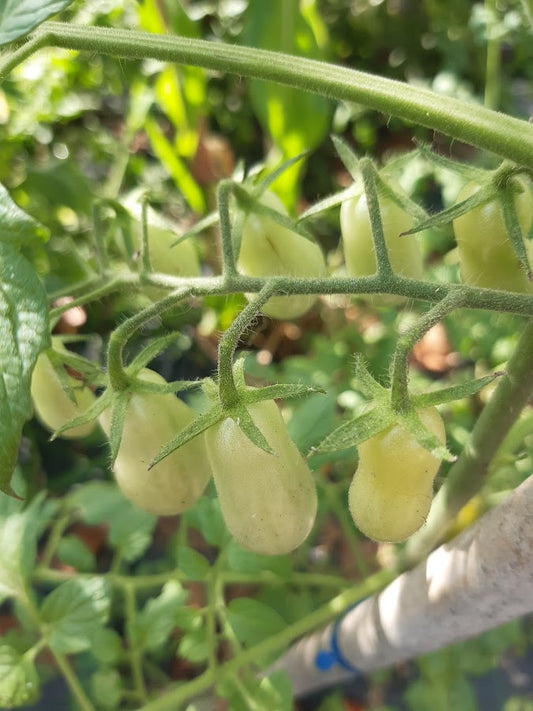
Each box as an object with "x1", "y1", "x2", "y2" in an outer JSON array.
[
  {"x1": 404, "y1": 318, "x2": 533, "y2": 562},
  {"x1": 217, "y1": 180, "x2": 238, "y2": 279},
  {"x1": 484, "y1": 0, "x2": 502, "y2": 111},
  {"x1": 107, "y1": 288, "x2": 191, "y2": 391},
  {"x1": 360, "y1": 158, "x2": 393, "y2": 277},
  {"x1": 123, "y1": 582, "x2": 149, "y2": 702},
  {"x1": 5, "y1": 21, "x2": 531, "y2": 170},
  {"x1": 51, "y1": 648, "x2": 97, "y2": 711},
  {"x1": 389, "y1": 291, "x2": 466, "y2": 413},
  {"x1": 138, "y1": 567, "x2": 394, "y2": 711},
  {"x1": 217, "y1": 283, "x2": 277, "y2": 409}
]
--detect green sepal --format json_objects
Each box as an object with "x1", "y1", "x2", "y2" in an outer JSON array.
[
  {"x1": 412, "y1": 372, "x2": 505, "y2": 408},
  {"x1": 374, "y1": 170, "x2": 428, "y2": 222},
  {"x1": 313, "y1": 407, "x2": 395, "y2": 453},
  {"x1": 49, "y1": 389, "x2": 111, "y2": 441},
  {"x1": 232, "y1": 183, "x2": 315, "y2": 243},
  {"x1": 132, "y1": 378, "x2": 205, "y2": 396},
  {"x1": 170, "y1": 210, "x2": 219, "y2": 248},
  {"x1": 244, "y1": 383, "x2": 324, "y2": 403},
  {"x1": 401, "y1": 408, "x2": 455, "y2": 462},
  {"x1": 298, "y1": 184, "x2": 362, "y2": 221},
  {"x1": 499, "y1": 187, "x2": 532, "y2": 279},
  {"x1": 108, "y1": 391, "x2": 131, "y2": 466},
  {"x1": 401, "y1": 185, "x2": 495, "y2": 236},
  {"x1": 331, "y1": 134, "x2": 360, "y2": 180},
  {"x1": 253, "y1": 151, "x2": 309, "y2": 195},
  {"x1": 127, "y1": 332, "x2": 189, "y2": 374},
  {"x1": 353, "y1": 354, "x2": 388, "y2": 400},
  {"x1": 149, "y1": 405, "x2": 223, "y2": 470},
  {"x1": 415, "y1": 142, "x2": 489, "y2": 182},
  {"x1": 229, "y1": 404, "x2": 276, "y2": 455}
]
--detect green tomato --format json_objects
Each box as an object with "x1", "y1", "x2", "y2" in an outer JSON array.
[
  {"x1": 452, "y1": 180, "x2": 533, "y2": 292},
  {"x1": 340, "y1": 191, "x2": 424, "y2": 280},
  {"x1": 142, "y1": 221, "x2": 201, "y2": 279},
  {"x1": 99, "y1": 369, "x2": 211, "y2": 516},
  {"x1": 348, "y1": 407, "x2": 445, "y2": 543},
  {"x1": 31, "y1": 343, "x2": 96, "y2": 439},
  {"x1": 205, "y1": 399, "x2": 317, "y2": 555},
  {"x1": 238, "y1": 191, "x2": 327, "y2": 319}
]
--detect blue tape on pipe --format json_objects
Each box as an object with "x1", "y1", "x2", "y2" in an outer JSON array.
[{"x1": 314, "y1": 604, "x2": 361, "y2": 674}]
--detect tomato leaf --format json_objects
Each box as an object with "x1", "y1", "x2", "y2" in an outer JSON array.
[
  {"x1": 0, "y1": 492, "x2": 47, "y2": 604},
  {"x1": 40, "y1": 577, "x2": 111, "y2": 654},
  {"x1": 177, "y1": 546, "x2": 210, "y2": 580},
  {"x1": 0, "y1": 0, "x2": 74, "y2": 46},
  {"x1": 133, "y1": 581, "x2": 188, "y2": 651},
  {"x1": 89, "y1": 669, "x2": 122, "y2": 711},
  {"x1": 66, "y1": 481, "x2": 157, "y2": 563},
  {"x1": 0, "y1": 243, "x2": 49, "y2": 495},
  {"x1": 227, "y1": 597, "x2": 286, "y2": 647},
  {"x1": 0, "y1": 183, "x2": 48, "y2": 245},
  {"x1": 0, "y1": 645, "x2": 40, "y2": 708}
]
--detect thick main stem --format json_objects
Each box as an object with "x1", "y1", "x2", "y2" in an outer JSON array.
[{"x1": 2, "y1": 22, "x2": 531, "y2": 170}]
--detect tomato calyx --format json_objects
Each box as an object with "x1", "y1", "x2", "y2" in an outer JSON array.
[
  {"x1": 314, "y1": 354, "x2": 502, "y2": 462},
  {"x1": 149, "y1": 361, "x2": 322, "y2": 470}
]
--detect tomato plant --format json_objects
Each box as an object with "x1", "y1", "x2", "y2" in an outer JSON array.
[
  {"x1": 205, "y1": 399, "x2": 317, "y2": 555},
  {"x1": 31, "y1": 343, "x2": 96, "y2": 439},
  {"x1": 340, "y1": 190, "x2": 424, "y2": 279},
  {"x1": 453, "y1": 179, "x2": 533, "y2": 292},
  {"x1": 99, "y1": 370, "x2": 211, "y2": 516},
  {"x1": 348, "y1": 407, "x2": 446, "y2": 543},
  {"x1": 238, "y1": 190, "x2": 327, "y2": 319}
]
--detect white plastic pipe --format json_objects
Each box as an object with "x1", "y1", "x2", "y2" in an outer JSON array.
[{"x1": 270, "y1": 473, "x2": 533, "y2": 697}]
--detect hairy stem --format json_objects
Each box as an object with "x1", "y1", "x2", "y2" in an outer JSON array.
[{"x1": 3, "y1": 21, "x2": 530, "y2": 170}]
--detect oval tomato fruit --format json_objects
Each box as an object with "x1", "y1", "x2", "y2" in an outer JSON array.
[
  {"x1": 348, "y1": 407, "x2": 445, "y2": 543},
  {"x1": 205, "y1": 399, "x2": 317, "y2": 554},
  {"x1": 99, "y1": 369, "x2": 211, "y2": 516}
]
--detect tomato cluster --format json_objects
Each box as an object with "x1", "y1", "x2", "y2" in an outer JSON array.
[{"x1": 30, "y1": 168, "x2": 533, "y2": 553}]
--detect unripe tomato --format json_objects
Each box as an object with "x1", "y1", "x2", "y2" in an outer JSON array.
[
  {"x1": 340, "y1": 192, "x2": 424, "y2": 279},
  {"x1": 205, "y1": 399, "x2": 317, "y2": 555},
  {"x1": 452, "y1": 180, "x2": 533, "y2": 292},
  {"x1": 141, "y1": 221, "x2": 201, "y2": 279},
  {"x1": 238, "y1": 191, "x2": 327, "y2": 319},
  {"x1": 348, "y1": 407, "x2": 445, "y2": 543},
  {"x1": 31, "y1": 344, "x2": 96, "y2": 439},
  {"x1": 99, "y1": 369, "x2": 211, "y2": 516}
]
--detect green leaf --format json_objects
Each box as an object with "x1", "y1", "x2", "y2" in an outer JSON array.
[
  {"x1": 0, "y1": 493, "x2": 45, "y2": 604},
  {"x1": 66, "y1": 482, "x2": 157, "y2": 563},
  {"x1": 226, "y1": 598, "x2": 286, "y2": 647},
  {"x1": 0, "y1": 183, "x2": 48, "y2": 244},
  {"x1": 176, "y1": 546, "x2": 210, "y2": 580},
  {"x1": 0, "y1": 0, "x2": 74, "y2": 45},
  {"x1": 0, "y1": 243, "x2": 49, "y2": 494},
  {"x1": 87, "y1": 628, "x2": 122, "y2": 666},
  {"x1": 226, "y1": 541, "x2": 291, "y2": 579},
  {"x1": 184, "y1": 496, "x2": 228, "y2": 547},
  {"x1": 90, "y1": 669, "x2": 122, "y2": 711},
  {"x1": 133, "y1": 581, "x2": 188, "y2": 651},
  {"x1": 40, "y1": 577, "x2": 111, "y2": 654},
  {"x1": 177, "y1": 626, "x2": 209, "y2": 663},
  {"x1": 55, "y1": 535, "x2": 96, "y2": 573},
  {"x1": 0, "y1": 645, "x2": 40, "y2": 708}
]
